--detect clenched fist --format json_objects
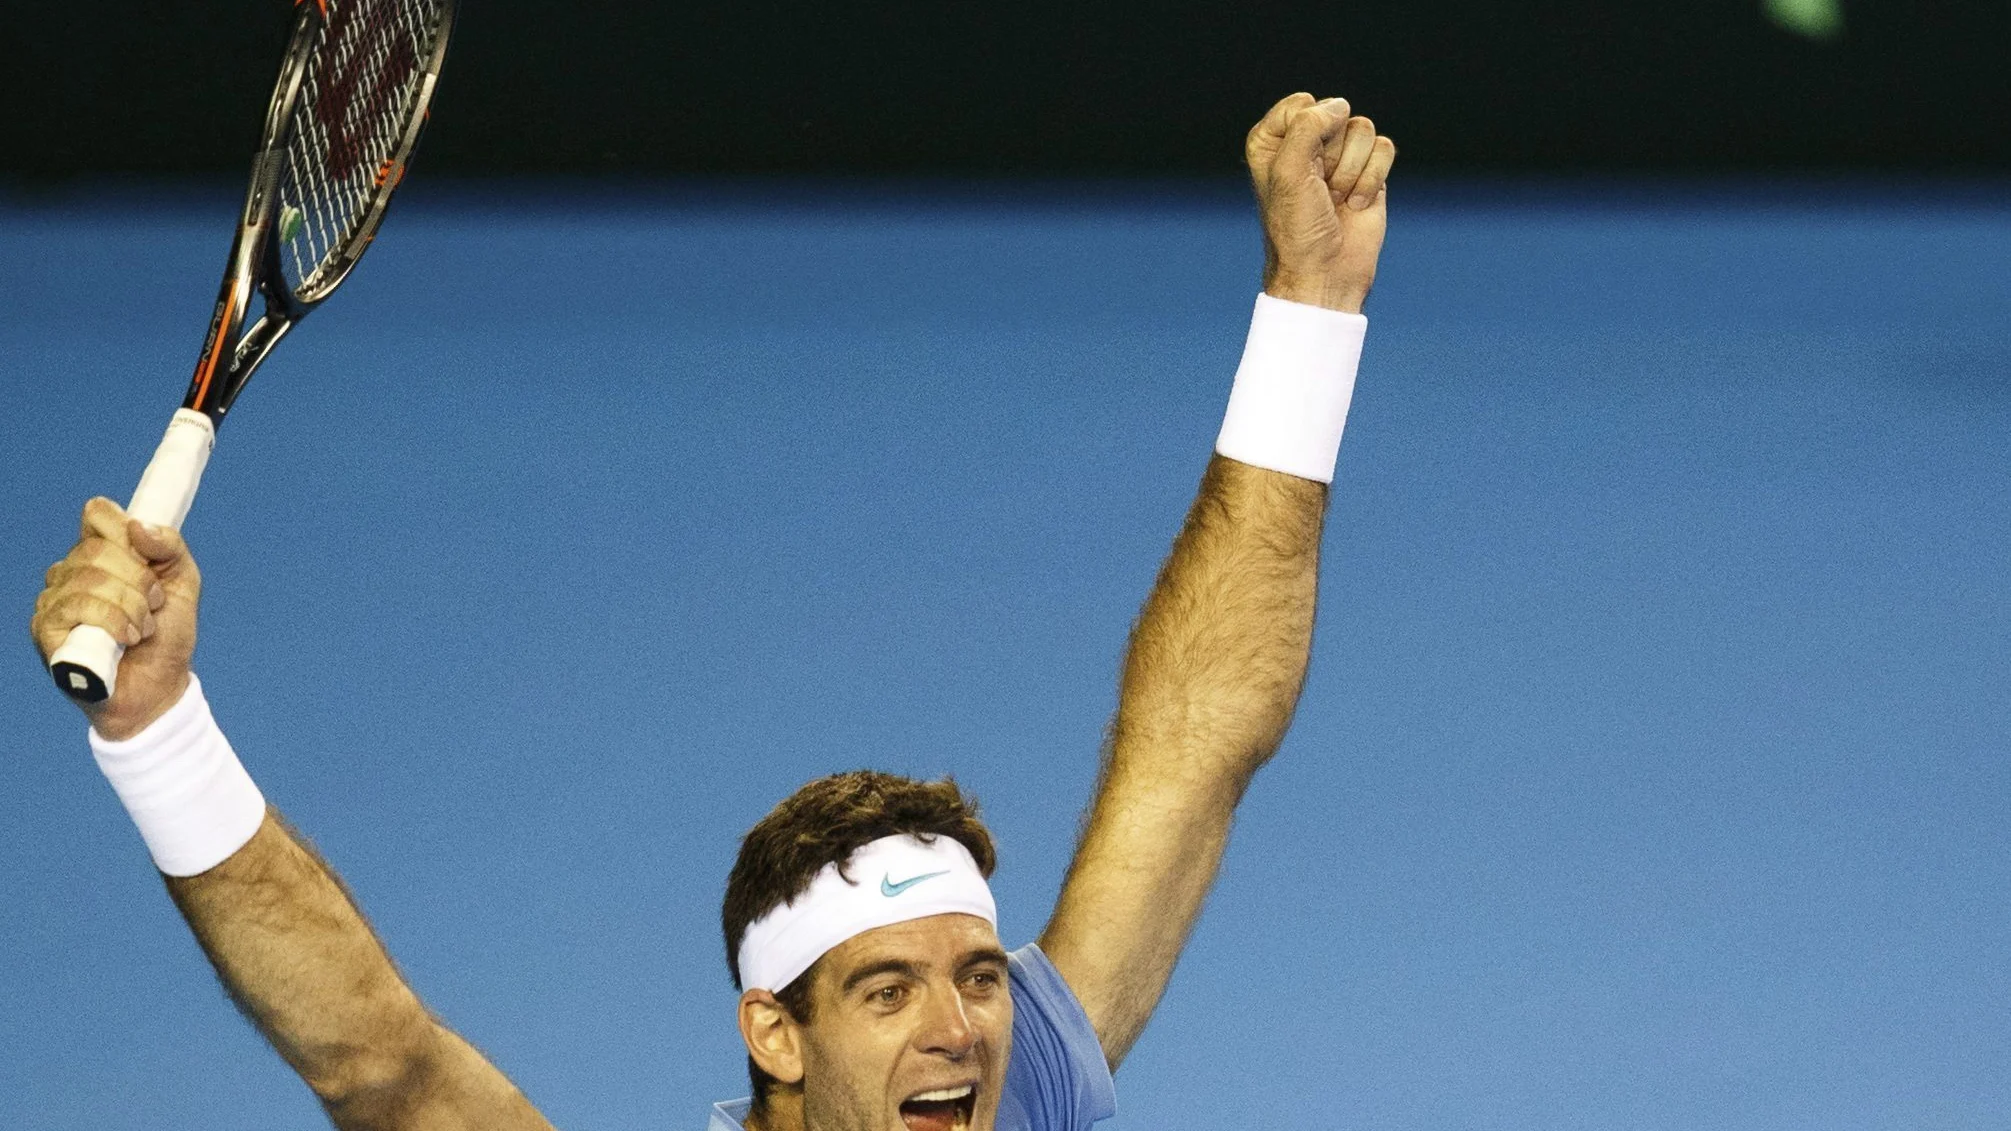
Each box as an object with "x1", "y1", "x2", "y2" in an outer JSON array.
[
  {"x1": 31, "y1": 498, "x2": 201, "y2": 740},
  {"x1": 1247, "y1": 93, "x2": 1398, "y2": 314}
]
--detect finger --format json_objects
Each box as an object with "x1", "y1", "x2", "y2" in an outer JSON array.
[
  {"x1": 38, "y1": 561, "x2": 155, "y2": 625},
  {"x1": 1246, "y1": 92, "x2": 1316, "y2": 169},
  {"x1": 37, "y1": 577, "x2": 156, "y2": 647},
  {"x1": 79, "y1": 497, "x2": 132, "y2": 549},
  {"x1": 47, "y1": 536, "x2": 157, "y2": 594},
  {"x1": 1345, "y1": 135, "x2": 1398, "y2": 211},
  {"x1": 1251, "y1": 92, "x2": 1314, "y2": 143},
  {"x1": 1272, "y1": 98, "x2": 1349, "y2": 189},
  {"x1": 49, "y1": 565, "x2": 157, "y2": 641},
  {"x1": 1325, "y1": 117, "x2": 1378, "y2": 200},
  {"x1": 34, "y1": 590, "x2": 148, "y2": 654},
  {"x1": 127, "y1": 519, "x2": 190, "y2": 570}
]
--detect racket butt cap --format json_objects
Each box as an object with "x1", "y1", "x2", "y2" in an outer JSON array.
[
  {"x1": 49, "y1": 622, "x2": 124, "y2": 705},
  {"x1": 52, "y1": 661, "x2": 110, "y2": 705}
]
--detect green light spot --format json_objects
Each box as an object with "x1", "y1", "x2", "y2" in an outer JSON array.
[
  {"x1": 279, "y1": 205, "x2": 304, "y2": 244},
  {"x1": 1765, "y1": 0, "x2": 1843, "y2": 40}
]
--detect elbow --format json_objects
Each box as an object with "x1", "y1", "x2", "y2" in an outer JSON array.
[
  {"x1": 1109, "y1": 702, "x2": 1298, "y2": 788},
  {"x1": 304, "y1": 1022, "x2": 448, "y2": 1127}
]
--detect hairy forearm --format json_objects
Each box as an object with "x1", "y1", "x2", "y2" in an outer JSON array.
[
  {"x1": 1045, "y1": 454, "x2": 1326, "y2": 1064},
  {"x1": 1045, "y1": 89, "x2": 1388, "y2": 1071},
  {"x1": 163, "y1": 814, "x2": 550, "y2": 1131},
  {"x1": 164, "y1": 811, "x2": 439, "y2": 1108},
  {"x1": 1108, "y1": 454, "x2": 1325, "y2": 784}
]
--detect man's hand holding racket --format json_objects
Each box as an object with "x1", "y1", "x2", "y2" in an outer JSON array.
[
  {"x1": 32, "y1": 499, "x2": 201, "y2": 741},
  {"x1": 41, "y1": 0, "x2": 453, "y2": 705},
  {"x1": 1248, "y1": 92, "x2": 1398, "y2": 314}
]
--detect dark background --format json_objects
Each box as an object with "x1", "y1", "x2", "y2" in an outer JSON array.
[{"x1": 8, "y1": 0, "x2": 2009, "y2": 178}]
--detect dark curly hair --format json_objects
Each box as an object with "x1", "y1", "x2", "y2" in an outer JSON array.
[{"x1": 722, "y1": 770, "x2": 997, "y2": 1108}]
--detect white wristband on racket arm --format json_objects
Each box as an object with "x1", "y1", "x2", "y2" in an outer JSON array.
[
  {"x1": 88, "y1": 673, "x2": 267, "y2": 877},
  {"x1": 1214, "y1": 293, "x2": 1369, "y2": 484}
]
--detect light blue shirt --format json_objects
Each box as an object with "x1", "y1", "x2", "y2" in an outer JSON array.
[{"x1": 707, "y1": 943, "x2": 1116, "y2": 1131}]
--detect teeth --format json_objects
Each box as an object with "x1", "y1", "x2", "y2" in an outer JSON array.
[{"x1": 909, "y1": 1086, "x2": 974, "y2": 1103}]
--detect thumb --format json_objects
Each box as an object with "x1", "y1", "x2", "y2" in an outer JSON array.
[
  {"x1": 1246, "y1": 91, "x2": 1313, "y2": 170},
  {"x1": 1271, "y1": 98, "x2": 1348, "y2": 190},
  {"x1": 127, "y1": 519, "x2": 192, "y2": 577}
]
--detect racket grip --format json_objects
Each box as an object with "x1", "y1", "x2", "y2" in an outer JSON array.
[
  {"x1": 48, "y1": 410, "x2": 216, "y2": 704},
  {"x1": 129, "y1": 409, "x2": 217, "y2": 529}
]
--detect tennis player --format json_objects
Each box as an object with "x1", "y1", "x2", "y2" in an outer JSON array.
[{"x1": 30, "y1": 92, "x2": 1395, "y2": 1131}]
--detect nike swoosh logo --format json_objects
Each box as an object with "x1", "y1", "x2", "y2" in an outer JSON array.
[{"x1": 881, "y1": 870, "x2": 951, "y2": 897}]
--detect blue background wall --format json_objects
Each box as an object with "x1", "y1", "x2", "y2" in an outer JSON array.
[{"x1": 2, "y1": 182, "x2": 2007, "y2": 1129}]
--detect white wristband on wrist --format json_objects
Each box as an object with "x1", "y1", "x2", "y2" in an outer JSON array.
[
  {"x1": 88, "y1": 673, "x2": 266, "y2": 877},
  {"x1": 1215, "y1": 292, "x2": 1368, "y2": 484}
]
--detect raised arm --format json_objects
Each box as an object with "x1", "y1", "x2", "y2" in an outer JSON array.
[
  {"x1": 1038, "y1": 94, "x2": 1396, "y2": 1067},
  {"x1": 31, "y1": 499, "x2": 552, "y2": 1131}
]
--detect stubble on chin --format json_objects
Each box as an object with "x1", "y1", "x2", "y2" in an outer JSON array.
[{"x1": 800, "y1": 1071, "x2": 888, "y2": 1131}]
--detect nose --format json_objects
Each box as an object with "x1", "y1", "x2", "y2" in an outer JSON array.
[{"x1": 914, "y1": 981, "x2": 978, "y2": 1059}]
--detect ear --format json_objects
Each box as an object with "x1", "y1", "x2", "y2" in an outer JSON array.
[{"x1": 739, "y1": 989, "x2": 805, "y2": 1085}]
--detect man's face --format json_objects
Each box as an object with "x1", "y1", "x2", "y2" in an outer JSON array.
[{"x1": 798, "y1": 913, "x2": 1012, "y2": 1131}]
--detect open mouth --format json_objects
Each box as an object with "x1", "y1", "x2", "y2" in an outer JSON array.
[{"x1": 899, "y1": 1084, "x2": 977, "y2": 1131}]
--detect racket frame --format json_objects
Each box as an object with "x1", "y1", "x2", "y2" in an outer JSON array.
[
  {"x1": 189, "y1": 0, "x2": 455, "y2": 424},
  {"x1": 48, "y1": 0, "x2": 455, "y2": 704}
]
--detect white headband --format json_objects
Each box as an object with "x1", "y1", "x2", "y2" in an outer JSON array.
[{"x1": 737, "y1": 833, "x2": 997, "y2": 994}]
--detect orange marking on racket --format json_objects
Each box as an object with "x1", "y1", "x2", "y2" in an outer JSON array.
[
  {"x1": 190, "y1": 290, "x2": 238, "y2": 409},
  {"x1": 295, "y1": 0, "x2": 330, "y2": 19}
]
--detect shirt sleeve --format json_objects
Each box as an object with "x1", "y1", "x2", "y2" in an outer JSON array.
[{"x1": 997, "y1": 943, "x2": 1117, "y2": 1131}]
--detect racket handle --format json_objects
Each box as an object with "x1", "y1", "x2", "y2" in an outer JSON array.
[{"x1": 49, "y1": 410, "x2": 216, "y2": 705}]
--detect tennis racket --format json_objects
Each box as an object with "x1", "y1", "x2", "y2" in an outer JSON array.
[{"x1": 48, "y1": 0, "x2": 456, "y2": 703}]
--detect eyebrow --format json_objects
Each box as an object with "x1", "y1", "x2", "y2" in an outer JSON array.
[
  {"x1": 958, "y1": 946, "x2": 1011, "y2": 973},
  {"x1": 839, "y1": 947, "x2": 1011, "y2": 994},
  {"x1": 842, "y1": 959, "x2": 922, "y2": 993}
]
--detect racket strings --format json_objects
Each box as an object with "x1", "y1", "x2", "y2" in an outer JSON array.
[{"x1": 278, "y1": 0, "x2": 444, "y2": 297}]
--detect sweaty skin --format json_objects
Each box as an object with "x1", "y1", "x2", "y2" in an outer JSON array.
[
  {"x1": 31, "y1": 508, "x2": 554, "y2": 1131},
  {"x1": 28, "y1": 92, "x2": 1394, "y2": 1131},
  {"x1": 739, "y1": 915, "x2": 1012, "y2": 1131},
  {"x1": 1038, "y1": 93, "x2": 1394, "y2": 1069}
]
